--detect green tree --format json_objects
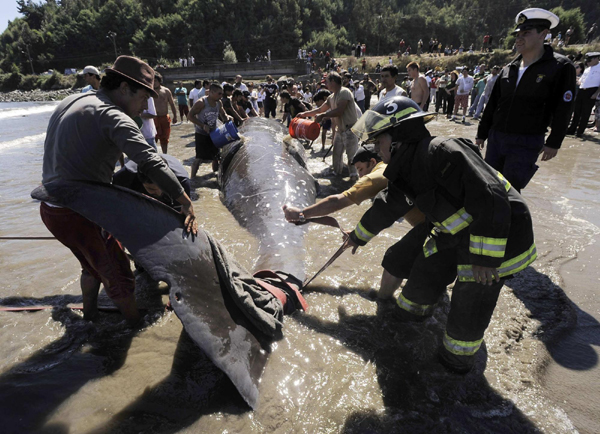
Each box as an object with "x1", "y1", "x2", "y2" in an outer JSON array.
[{"x1": 223, "y1": 40, "x2": 237, "y2": 63}]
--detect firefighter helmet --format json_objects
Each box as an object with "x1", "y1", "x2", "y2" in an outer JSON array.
[{"x1": 352, "y1": 96, "x2": 435, "y2": 142}]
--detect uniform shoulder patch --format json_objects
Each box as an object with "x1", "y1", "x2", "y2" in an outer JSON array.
[{"x1": 563, "y1": 90, "x2": 573, "y2": 102}]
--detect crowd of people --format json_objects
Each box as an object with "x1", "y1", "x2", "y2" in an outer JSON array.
[{"x1": 40, "y1": 7, "x2": 598, "y2": 379}]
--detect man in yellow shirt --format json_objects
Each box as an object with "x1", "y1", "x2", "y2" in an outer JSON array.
[{"x1": 282, "y1": 145, "x2": 386, "y2": 221}]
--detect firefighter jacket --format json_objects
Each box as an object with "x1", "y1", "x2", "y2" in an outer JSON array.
[
  {"x1": 477, "y1": 45, "x2": 576, "y2": 150},
  {"x1": 350, "y1": 136, "x2": 537, "y2": 282}
]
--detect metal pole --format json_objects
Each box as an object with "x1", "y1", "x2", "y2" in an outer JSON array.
[
  {"x1": 107, "y1": 31, "x2": 117, "y2": 59},
  {"x1": 23, "y1": 44, "x2": 35, "y2": 75}
]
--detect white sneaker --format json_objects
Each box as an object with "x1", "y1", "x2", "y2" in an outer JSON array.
[{"x1": 449, "y1": 115, "x2": 455, "y2": 121}]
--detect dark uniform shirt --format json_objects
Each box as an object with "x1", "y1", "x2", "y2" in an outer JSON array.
[
  {"x1": 350, "y1": 137, "x2": 535, "y2": 272},
  {"x1": 477, "y1": 45, "x2": 576, "y2": 150}
]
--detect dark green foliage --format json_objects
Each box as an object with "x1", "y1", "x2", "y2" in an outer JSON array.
[{"x1": 0, "y1": 0, "x2": 597, "y2": 80}]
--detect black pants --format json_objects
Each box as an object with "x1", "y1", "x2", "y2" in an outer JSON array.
[
  {"x1": 383, "y1": 224, "x2": 504, "y2": 360},
  {"x1": 446, "y1": 94, "x2": 455, "y2": 117},
  {"x1": 264, "y1": 98, "x2": 277, "y2": 118},
  {"x1": 436, "y1": 89, "x2": 447, "y2": 113},
  {"x1": 568, "y1": 87, "x2": 598, "y2": 136}
]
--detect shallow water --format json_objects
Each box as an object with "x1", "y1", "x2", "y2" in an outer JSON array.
[{"x1": 0, "y1": 102, "x2": 599, "y2": 433}]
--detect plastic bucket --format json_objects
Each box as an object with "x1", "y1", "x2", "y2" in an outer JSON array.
[
  {"x1": 210, "y1": 121, "x2": 240, "y2": 148},
  {"x1": 289, "y1": 117, "x2": 321, "y2": 141}
]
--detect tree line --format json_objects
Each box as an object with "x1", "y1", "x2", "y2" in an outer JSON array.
[{"x1": 0, "y1": 0, "x2": 597, "y2": 75}]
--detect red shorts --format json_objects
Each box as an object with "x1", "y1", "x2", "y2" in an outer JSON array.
[
  {"x1": 455, "y1": 94, "x2": 469, "y2": 109},
  {"x1": 40, "y1": 203, "x2": 134, "y2": 300},
  {"x1": 154, "y1": 114, "x2": 171, "y2": 145}
]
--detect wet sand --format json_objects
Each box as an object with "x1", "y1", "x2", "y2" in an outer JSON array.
[{"x1": 0, "y1": 109, "x2": 599, "y2": 433}]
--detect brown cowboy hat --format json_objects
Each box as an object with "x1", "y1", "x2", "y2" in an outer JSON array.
[{"x1": 105, "y1": 55, "x2": 158, "y2": 98}]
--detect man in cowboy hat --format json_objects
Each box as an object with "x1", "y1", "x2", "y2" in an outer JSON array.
[
  {"x1": 476, "y1": 8, "x2": 576, "y2": 192},
  {"x1": 40, "y1": 55, "x2": 197, "y2": 325}
]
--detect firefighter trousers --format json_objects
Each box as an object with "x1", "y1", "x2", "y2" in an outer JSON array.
[{"x1": 383, "y1": 224, "x2": 504, "y2": 361}]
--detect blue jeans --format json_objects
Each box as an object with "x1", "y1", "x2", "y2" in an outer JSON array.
[{"x1": 484, "y1": 129, "x2": 544, "y2": 192}]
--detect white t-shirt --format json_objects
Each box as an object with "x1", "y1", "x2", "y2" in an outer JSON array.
[
  {"x1": 189, "y1": 87, "x2": 202, "y2": 106},
  {"x1": 303, "y1": 91, "x2": 312, "y2": 103},
  {"x1": 425, "y1": 75, "x2": 432, "y2": 88},
  {"x1": 379, "y1": 85, "x2": 407, "y2": 102},
  {"x1": 456, "y1": 75, "x2": 474, "y2": 95},
  {"x1": 251, "y1": 89, "x2": 259, "y2": 112},
  {"x1": 141, "y1": 97, "x2": 157, "y2": 140},
  {"x1": 516, "y1": 66, "x2": 528, "y2": 87},
  {"x1": 580, "y1": 63, "x2": 600, "y2": 89},
  {"x1": 235, "y1": 83, "x2": 248, "y2": 92},
  {"x1": 354, "y1": 84, "x2": 365, "y2": 101},
  {"x1": 257, "y1": 89, "x2": 265, "y2": 102}
]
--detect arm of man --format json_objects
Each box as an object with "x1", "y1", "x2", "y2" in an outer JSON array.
[
  {"x1": 107, "y1": 114, "x2": 196, "y2": 234},
  {"x1": 418, "y1": 77, "x2": 429, "y2": 109},
  {"x1": 430, "y1": 139, "x2": 512, "y2": 284},
  {"x1": 543, "y1": 61, "x2": 577, "y2": 160},
  {"x1": 166, "y1": 89, "x2": 178, "y2": 123},
  {"x1": 218, "y1": 101, "x2": 233, "y2": 123},
  {"x1": 316, "y1": 99, "x2": 350, "y2": 123},
  {"x1": 187, "y1": 99, "x2": 210, "y2": 133},
  {"x1": 282, "y1": 194, "x2": 354, "y2": 222},
  {"x1": 228, "y1": 105, "x2": 244, "y2": 123},
  {"x1": 347, "y1": 184, "x2": 413, "y2": 250},
  {"x1": 297, "y1": 101, "x2": 330, "y2": 119}
]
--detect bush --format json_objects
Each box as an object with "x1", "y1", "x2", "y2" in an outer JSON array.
[
  {"x1": 0, "y1": 64, "x2": 23, "y2": 90},
  {"x1": 223, "y1": 41, "x2": 237, "y2": 64},
  {"x1": 40, "y1": 72, "x2": 70, "y2": 90}
]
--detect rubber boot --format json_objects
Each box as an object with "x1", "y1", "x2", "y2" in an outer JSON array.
[{"x1": 438, "y1": 345, "x2": 475, "y2": 374}]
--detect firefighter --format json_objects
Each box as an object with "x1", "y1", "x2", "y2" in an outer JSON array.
[{"x1": 345, "y1": 96, "x2": 537, "y2": 373}]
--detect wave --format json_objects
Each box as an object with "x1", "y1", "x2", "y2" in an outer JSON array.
[
  {"x1": 0, "y1": 133, "x2": 46, "y2": 152},
  {"x1": 0, "y1": 104, "x2": 57, "y2": 120}
]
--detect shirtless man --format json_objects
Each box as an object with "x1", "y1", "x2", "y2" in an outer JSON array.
[
  {"x1": 406, "y1": 61, "x2": 429, "y2": 110},
  {"x1": 152, "y1": 72, "x2": 178, "y2": 153}
]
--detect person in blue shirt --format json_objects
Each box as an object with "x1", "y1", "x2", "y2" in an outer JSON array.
[{"x1": 174, "y1": 82, "x2": 189, "y2": 123}]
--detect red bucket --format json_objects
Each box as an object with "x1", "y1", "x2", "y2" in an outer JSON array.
[{"x1": 289, "y1": 117, "x2": 321, "y2": 141}]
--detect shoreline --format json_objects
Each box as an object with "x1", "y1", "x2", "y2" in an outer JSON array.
[{"x1": 0, "y1": 89, "x2": 79, "y2": 103}]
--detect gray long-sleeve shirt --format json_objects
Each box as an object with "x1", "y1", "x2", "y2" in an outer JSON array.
[{"x1": 42, "y1": 90, "x2": 184, "y2": 200}]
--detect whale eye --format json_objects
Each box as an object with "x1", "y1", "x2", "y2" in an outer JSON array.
[{"x1": 175, "y1": 292, "x2": 182, "y2": 302}]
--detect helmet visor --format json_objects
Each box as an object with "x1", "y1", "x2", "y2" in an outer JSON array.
[{"x1": 351, "y1": 110, "x2": 394, "y2": 142}]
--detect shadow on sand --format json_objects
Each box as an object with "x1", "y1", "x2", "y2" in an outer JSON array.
[
  {"x1": 506, "y1": 266, "x2": 600, "y2": 371},
  {"x1": 295, "y1": 282, "x2": 543, "y2": 433}
]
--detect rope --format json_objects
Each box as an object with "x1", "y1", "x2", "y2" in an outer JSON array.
[
  {"x1": 0, "y1": 237, "x2": 57, "y2": 240},
  {"x1": 299, "y1": 216, "x2": 349, "y2": 287}
]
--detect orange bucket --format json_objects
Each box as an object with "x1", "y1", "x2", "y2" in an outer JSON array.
[{"x1": 289, "y1": 117, "x2": 321, "y2": 141}]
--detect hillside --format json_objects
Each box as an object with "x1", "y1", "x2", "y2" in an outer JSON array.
[{"x1": 0, "y1": 0, "x2": 597, "y2": 76}]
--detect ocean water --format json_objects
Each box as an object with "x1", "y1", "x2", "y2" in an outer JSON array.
[{"x1": 0, "y1": 100, "x2": 598, "y2": 433}]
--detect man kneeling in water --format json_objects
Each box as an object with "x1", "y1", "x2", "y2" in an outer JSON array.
[
  {"x1": 283, "y1": 145, "x2": 385, "y2": 221},
  {"x1": 283, "y1": 145, "x2": 424, "y2": 225}
]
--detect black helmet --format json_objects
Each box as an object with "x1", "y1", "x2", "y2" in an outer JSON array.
[{"x1": 352, "y1": 96, "x2": 435, "y2": 142}]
